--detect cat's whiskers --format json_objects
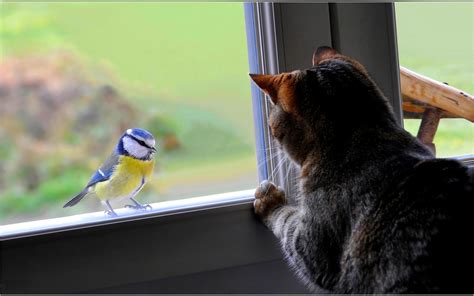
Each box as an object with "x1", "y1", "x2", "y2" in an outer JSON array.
[
  {"x1": 255, "y1": 146, "x2": 296, "y2": 198},
  {"x1": 284, "y1": 158, "x2": 293, "y2": 189},
  {"x1": 255, "y1": 148, "x2": 285, "y2": 172},
  {"x1": 258, "y1": 151, "x2": 288, "y2": 198},
  {"x1": 269, "y1": 152, "x2": 289, "y2": 184}
]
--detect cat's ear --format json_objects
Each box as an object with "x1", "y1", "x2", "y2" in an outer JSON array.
[
  {"x1": 312, "y1": 46, "x2": 338, "y2": 66},
  {"x1": 250, "y1": 73, "x2": 298, "y2": 113},
  {"x1": 249, "y1": 74, "x2": 277, "y2": 99}
]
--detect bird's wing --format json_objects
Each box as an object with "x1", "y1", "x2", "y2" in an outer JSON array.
[{"x1": 85, "y1": 152, "x2": 120, "y2": 188}]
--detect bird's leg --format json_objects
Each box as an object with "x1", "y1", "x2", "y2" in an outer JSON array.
[
  {"x1": 104, "y1": 200, "x2": 118, "y2": 217},
  {"x1": 125, "y1": 197, "x2": 152, "y2": 210}
]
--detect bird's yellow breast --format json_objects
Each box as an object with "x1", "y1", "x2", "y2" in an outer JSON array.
[{"x1": 94, "y1": 156, "x2": 154, "y2": 201}]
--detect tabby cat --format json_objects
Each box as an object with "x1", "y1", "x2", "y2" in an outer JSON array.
[{"x1": 250, "y1": 46, "x2": 473, "y2": 293}]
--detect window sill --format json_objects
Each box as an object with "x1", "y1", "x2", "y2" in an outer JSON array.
[
  {"x1": 2, "y1": 154, "x2": 470, "y2": 241},
  {"x1": 0, "y1": 189, "x2": 255, "y2": 241}
]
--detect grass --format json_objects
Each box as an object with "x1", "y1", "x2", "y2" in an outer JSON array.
[
  {"x1": 404, "y1": 119, "x2": 474, "y2": 157},
  {"x1": 396, "y1": 3, "x2": 474, "y2": 94}
]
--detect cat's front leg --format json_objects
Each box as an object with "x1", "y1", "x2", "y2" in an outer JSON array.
[
  {"x1": 254, "y1": 180, "x2": 299, "y2": 238},
  {"x1": 254, "y1": 181, "x2": 319, "y2": 291}
]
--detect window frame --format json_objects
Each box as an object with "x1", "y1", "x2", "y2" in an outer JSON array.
[{"x1": 1, "y1": 3, "x2": 452, "y2": 293}]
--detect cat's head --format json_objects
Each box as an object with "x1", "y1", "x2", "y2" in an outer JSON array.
[{"x1": 250, "y1": 46, "x2": 396, "y2": 167}]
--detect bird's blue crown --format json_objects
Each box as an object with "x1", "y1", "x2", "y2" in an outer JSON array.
[{"x1": 127, "y1": 128, "x2": 154, "y2": 141}]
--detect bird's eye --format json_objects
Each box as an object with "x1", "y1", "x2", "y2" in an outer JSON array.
[{"x1": 133, "y1": 137, "x2": 152, "y2": 149}]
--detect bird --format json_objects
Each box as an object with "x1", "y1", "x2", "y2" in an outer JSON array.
[{"x1": 64, "y1": 128, "x2": 157, "y2": 216}]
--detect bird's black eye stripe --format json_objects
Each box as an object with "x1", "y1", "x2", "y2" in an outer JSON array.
[{"x1": 130, "y1": 135, "x2": 152, "y2": 149}]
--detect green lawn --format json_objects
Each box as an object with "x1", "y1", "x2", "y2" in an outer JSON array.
[
  {"x1": 396, "y1": 3, "x2": 473, "y2": 94},
  {"x1": 404, "y1": 119, "x2": 473, "y2": 157}
]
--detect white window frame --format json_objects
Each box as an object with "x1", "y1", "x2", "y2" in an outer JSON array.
[{"x1": 3, "y1": 3, "x2": 462, "y2": 293}]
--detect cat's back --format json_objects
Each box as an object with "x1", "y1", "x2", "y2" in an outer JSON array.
[{"x1": 340, "y1": 158, "x2": 473, "y2": 293}]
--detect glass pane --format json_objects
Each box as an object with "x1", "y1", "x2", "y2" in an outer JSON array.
[
  {"x1": 0, "y1": 3, "x2": 257, "y2": 224},
  {"x1": 396, "y1": 3, "x2": 474, "y2": 157}
]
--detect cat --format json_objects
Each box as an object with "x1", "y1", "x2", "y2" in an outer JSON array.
[{"x1": 250, "y1": 46, "x2": 473, "y2": 293}]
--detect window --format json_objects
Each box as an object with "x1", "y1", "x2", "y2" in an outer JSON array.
[
  {"x1": 0, "y1": 3, "x2": 409, "y2": 294},
  {"x1": 0, "y1": 3, "x2": 257, "y2": 225},
  {"x1": 396, "y1": 3, "x2": 474, "y2": 158}
]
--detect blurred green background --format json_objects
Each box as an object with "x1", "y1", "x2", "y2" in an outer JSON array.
[{"x1": 0, "y1": 3, "x2": 472, "y2": 224}]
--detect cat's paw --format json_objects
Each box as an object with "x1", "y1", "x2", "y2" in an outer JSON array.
[{"x1": 254, "y1": 180, "x2": 287, "y2": 219}]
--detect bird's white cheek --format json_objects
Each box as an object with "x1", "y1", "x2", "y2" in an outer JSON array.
[{"x1": 123, "y1": 137, "x2": 149, "y2": 159}]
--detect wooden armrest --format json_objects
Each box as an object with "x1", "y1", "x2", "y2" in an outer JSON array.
[{"x1": 400, "y1": 66, "x2": 474, "y2": 122}]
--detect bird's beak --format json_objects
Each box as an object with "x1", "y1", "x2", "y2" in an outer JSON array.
[{"x1": 151, "y1": 146, "x2": 157, "y2": 152}]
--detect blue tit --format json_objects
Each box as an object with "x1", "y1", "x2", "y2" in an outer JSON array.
[{"x1": 64, "y1": 128, "x2": 157, "y2": 217}]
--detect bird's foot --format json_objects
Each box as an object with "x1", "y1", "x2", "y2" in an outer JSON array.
[
  {"x1": 104, "y1": 209, "x2": 118, "y2": 217},
  {"x1": 125, "y1": 203, "x2": 152, "y2": 211}
]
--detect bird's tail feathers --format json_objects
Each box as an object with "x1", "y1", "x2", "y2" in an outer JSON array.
[{"x1": 63, "y1": 188, "x2": 88, "y2": 208}]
